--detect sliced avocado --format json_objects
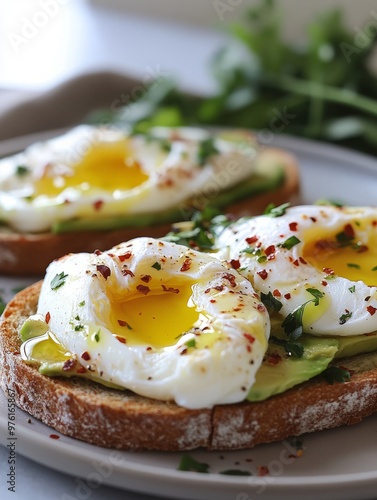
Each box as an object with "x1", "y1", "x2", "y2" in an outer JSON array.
[
  {"x1": 334, "y1": 332, "x2": 377, "y2": 359},
  {"x1": 247, "y1": 335, "x2": 339, "y2": 402}
]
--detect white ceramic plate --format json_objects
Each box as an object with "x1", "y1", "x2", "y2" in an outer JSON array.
[{"x1": 1, "y1": 131, "x2": 377, "y2": 500}]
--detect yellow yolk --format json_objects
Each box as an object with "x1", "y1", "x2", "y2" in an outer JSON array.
[
  {"x1": 303, "y1": 225, "x2": 377, "y2": 286},
  {"x1": 109, "y1": 282, "x2": 201, "y2": 348},
  {"x1": 33, "y1": 140, "x2": 148, "y2": 197}
]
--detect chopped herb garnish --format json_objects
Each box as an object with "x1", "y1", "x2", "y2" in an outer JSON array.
[
  {"x1": 50, "y1": 272, "x2": 68, "y2": 290},
  {"x1": 260, "y1": 292, "x2": 282, "y2": 312},
  {"x1": 75, "y1": 315, "x2": 80, "y2": 321},
  {"x1": 197, "y1": 137, "x2": 219, "y2": 166},
  {"x1": 15, "y1": 165, "x2": 29, "y2": 176},
  {"x1": 242, "y1": 247, "x2": 260, "y2": 256},
  {"x1": 152, "y1": 262, "x2": 161, "y2": 271},
  {"x1": 339, "y1": 311, "x2": 352, "y2": 325},
  {"x1": 0, "y1": 296, "x2": 6, "y2": 315},
  {"x1": 12, "y1": 286, "x2": 25, "y2": 294},
  {"x1": 264, "y1": 202, "x2": 290, "y2": 218},
  {"x1": 347, "y1": 263, "x2": 360, "y2": 269},
  {"x1": 281, "y1": 303, "x2": 307, "y2": 340},
  {"x1": 79, "y1": 301, "x2": 85, "y2": 307},
  {"x1": 270, "y1": 336, "x2": 304, "y2": 358},
  {"x1": 94, "y1": 330, "x2": 100, "y2": 342},
  {"x1": 372, "y1": 266, "x2": 377, "y2": 271},
  {"x1": 126, "y1": 323, "x2": 133, "y2": 330},
  {"x1": 315, "y1": 199, "x2": 344, "y2": 208},
  {"x1": 279, "y1": 236, "x2": 301, "y2": 250},
  {"x1": 325, "y1": 274, "x2": 336, "y2": 280},
  {"x1": 75, "y1": 324, "x2": 84, "y2": 331},
  {"x1": 323, "y1": 366, "x2": 351, "y2": 384},
  {"x1": 159, "y1": 139, "x2": 171, "y2": 152},
  {"x1": 177, "y1": 454, "x2": 209, "y2": 473},
  {"x1": 336, "y1": 230, "x2": 354, "y2": 246},
  {"x1": 219, "y1": 469, "x2": 252, "y2": 476},
  {"x1": 257, "y1": 255, "x2": 267, "y2": 263},
  {"x1": 185, "y1": 338, "x2": 196, "y2": 348},
  {"x1": 348, "y1": 285, "x2": 356, "y2": 293},
  {"x1": 306, "y1": 288, "x2": 324, "y2": 306}
]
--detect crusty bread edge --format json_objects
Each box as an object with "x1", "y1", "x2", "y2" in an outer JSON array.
[{"x1": 3, "y1": 282, "x2": 375, "y2": 452}]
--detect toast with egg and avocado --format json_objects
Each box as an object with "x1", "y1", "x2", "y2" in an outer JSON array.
[
  {"x1": 1, "y1": 217, "x2": 377, "y2": 451},
  {"x1": 0, "y1": 125, "x2": 299, "y2": 276}
]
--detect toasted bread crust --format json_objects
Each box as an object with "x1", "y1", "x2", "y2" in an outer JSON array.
[
  {"x1": 3, "y1": 282, "x2": 376, "y2": 452},
  {"x1": 0, "y1": 148, "x2": 300, "y2": 276}
]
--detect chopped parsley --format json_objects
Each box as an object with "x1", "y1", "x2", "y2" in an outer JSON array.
[
  {"x1": 257, "y1": 255, "x2": 267, "y2": 263},
  {"x1": 79, "y1": 301, "x2": 85, "y2": 307},
  {"x1": 270, "y1": 336, "x2": 304, "y2": 358},
  {"x1": 75, "y1": 324, "x2": 84, "y2": 331},
  {"x1": 372, "y1": 266, "x2": 377, "y2": 271},
  {"x1": 348, "y1": 285, "x2": 356, "y2": 293},
  {"x1": 242, "y1": 247, "x2": 260, "y2": 255},
  {"x1": 126, "y1": 323, "x2": 133, "y2": 330},
  {"x1": 197, "y1": 137, "x2": 219, "y2": 166},
  {"x1": 94, "y1": 330, "x2": 100, "y2": 342},
  {"x1": 278, "y1": 236, "x2": 301, "y2": 250},
  {"x1": 185, "y1": 338, "x2": 196, "y2": 348},
  {"x1": 260, "y1": 292, "x2": 282, "y2": 312},
  {"x1": 323, "y1": 366, "x2": 351, "y2": 384},
  {"x1": 282, "y1": 289, "x2": 324, "y2": 340},
  {"x1": 264, "y1": 202, "x2": 290, "y2": 217},
  {"x1": 339, "y1": 311, "x2": 352, "y2": 325},
  {"x1": 0, "y1": 295, "x2": 6, "y2": 315},
  {"x1": 50, "y1": 272, "x2": 68, "y2": 291},
  {"x1": 306, "y1": 288, "x2": 324, "y2": 306},
  {"x1": 15, "y1": 165, "x2": 29, "y2": 176},
  {"x1": 152, "y1": 262, "x2": 161, "y2": 271},
  {"x1": 336, "y1": 230, "x2": 354, "y2": 246},
  {"x1": 219, "y1": 469, "x2": 252, "y2": 476},
  {"x1": 347, "y1": 263, "x2": 360, "y2": 269},
  {"x1": 177, "y1": 454, "x2": 209, "y2": 473}
]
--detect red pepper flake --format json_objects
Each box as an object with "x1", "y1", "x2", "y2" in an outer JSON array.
[
  {"x1": 357, "y1": 245, "x2": 368, "y2": 253},
  {"x1": 215, "y1": 285, "x2": 225, "y2": 292},
  {"x1": 119, "y1": 252, "x2": 132, "y2": 262},
  {"x1": 321, "y1": 281, "x2": 328, "y2": 286},
  {"x1": 273, "y1": 289, "x2": 281, "y2": 297},
  {"x1": 45, "y1": 312, "x2": 51, "y2": 324},
  {"x1": 161, "y1": 285, "x2": 180, "y2": 294},
  {"x1": 62, "y1": 358, "x2": 76, "y2": 371},
  {"x1": 284, "y1": 293, "x2": 291, "y2": 300},
  {"x1": 264, "y1": 245, "x2": 276, "y2": 257},
  {"x1": 233, "y1": 307, "x2": 241, "y2": 312},
  {"x1": 367, "y1": 305, "x2": 377, "y2": 316},
  {"x1": 222, "y1": 273, "x2": 237, "y2": 288},
  {"x1": 257, "y1": 269, "x2": 268, "y2": 280},
  {"x1": 256, "y1": 303, "x2": 266, "y2": 313},
  {"x1": 210, "y1": 299, "x2": 216, "y2": 303},
  {"x1": 93, "y1": 200, "x2": 103, "y2": 211},
  {"x1": 146, "y1": 347, "x2": 153, "y2": 351},
  {"x1": 94, "y1": 249, "x2": 102, "y2": 256},
  {"x1": 246, "y1": 236, "x2": 258, "y2": 244},
  {"x1": 373, "y1": 220, "x2": 377, "y2": 227},
  {"x1": 344, "y1": 223, "x2": 355, "y2": 238},
  {"x1": 289, "y1": 222, "x2": 298, "y2": 231},
  {"x1": 205, "y1": 289, "x2": 210, "y2": 294},
  {"x1": 49, "y1": 434, "x2": 60, "y2": 440},
  {"x1": 77, "y1": 366, "x2": 86, "y2": 374},
  {"x1": 243, "y1": 333, "x2": 255, "y2": 344},
  {"x1": 339, "y1": 365, "x2": 355, "y2": 376},
  {"x1": 299, "y1": 257, "x2": 307, "y2": 265},
  {"x1": 96, "y1": 265, "x2": 111, "y2": 280},
  {"x1": 141, "y1": 275, "x2": 152, "y2": 283},
  {"x1": 310, "y1": 217, "x2": 317, "y2": 222},
  {"x1": 230, "y1": 259, "x2": 241, "y2": 270},
  {"x1": 180, "y1": 258, "x2": 192, "y2": 272},
  {"x1": 115, "y1": 335, "x2": 127, "y2": 344},
  {"x1": 267, "y1": 351, "x2": 282, "y2": 365},
  {"x1": 137, "y1": 284, "x2": 150, "y2": 295},
  {"x1": 117, "y1": 320, "x2": 128, "y2": 327},
  {"x1": 122, "y1": 269, "x2": 135, "y2": 278},
  {"x1": 293, "y1": 259, "x2": 299, "y2": 266},
  {"x1": 258, "y1": 465, "x2": 269, "y2": 477},
  {"x1": 180, "y1": 348, "x2": 188, "y2": 355},
  {"x1": 108, "y1": 253, "x2": 115, "y2": 258},
  {"x1": 323, "y1": 267, "x2": 334, "y2": 275},
  {"x1": 81, "y1": 351, "x2": 91, "y2": 361}
]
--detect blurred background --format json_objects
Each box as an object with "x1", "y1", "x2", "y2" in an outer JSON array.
[{"x1": 0, "y1": 0, "x2": 377, "y2": 153}]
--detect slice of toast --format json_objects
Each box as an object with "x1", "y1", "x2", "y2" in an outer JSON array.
[
  {"x1": 1, "y1": 282, "x2": 377, "y2": 451},
  {"x1": 0, "y1": 148, "x2": 300, "y2": 276}
]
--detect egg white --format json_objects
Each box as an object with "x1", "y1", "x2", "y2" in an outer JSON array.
[
  {"x1": 216, "y1": 205, "x2": 377, "y2": 336},
  {"x1": 31, "y1": 238, "x2": 270, "y2": 409}
]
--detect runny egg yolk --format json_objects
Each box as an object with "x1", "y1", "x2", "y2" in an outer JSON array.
[
  {"x1": 33, "y1": 140, "x2": 148, "y2": 197},
  {"x1": 303, "y1": 222, "x2": 377, "y2": 286},
  {"x1": 109, "y1": 282, "x2": 201, "y2": 348}
]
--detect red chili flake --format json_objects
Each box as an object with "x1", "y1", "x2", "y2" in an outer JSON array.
[
  {"x1": 323, "y1": 267, "x2": 334, "y2": 275},
  {"x1": 180, "y1": 258, "x2": 192, "y2": 272},
  {"x1": 223, "y1": 273, "x2": 237, "y2": 288},
  {"x1": 289, "y1": 222, "x2": 298, "y2": 231},
  {"x1": 141, "y1": 275, "x2": 152, "y2": 283},
  {"x1": 243, "y1": 333, "x2": 255, "y2": 344},
  {"x1": 288, "y1": 256, "x2": 294, "y2": 262},
  {"x1": 310, "y1": 217, "x2": 317, "y2": 222},
  {"x1": 161, "y1": 285, "x2": 180, "y2": 294},
  {"x1": 299, "y1": 257, "x2": 307, "y2": 265},
  {"x1": 81, "y1": 351, "x2": 91, "y2": 361},
  {"x1": 108, "y1": 253, "x2": 115, "y2": 258},
  {"x1": 373, "y1": 220, "x2": 377, "y2": 227},
  {"x1": 137, "y1": 284, "x2": 150, "y2": 295},
  {"x1": 62, "y1": 358, "x2": 76, "y2": 371},
  {"x1": 210, "y1": 299, "x2": 216, "y2": 303},
  {"x1": 258, "y1": 465, "x2": 269, "y2": 477},
  {"x1": 256, "y1": 242, "x2": 262, "y2": 248},
  {"x1": 230, "y1": 259, "x2": 241, "y2": 270},
  {"x1": 93, "y1": 200, "x2": 103, "y2": 211},
  {"x1": 119, "y1": 252, "x2": 132, "y2": 262},
  {"x1": 357, "y1": 245, "x2": 368, "y2": 253},
  {"x1": 344, "y1": 223, "x2": 355, "y2": 238},
  {"x1": 233, "y1": 307, "x2": 241, "y2": 311},
  {"x1": 366, "y1": 332, "x2": 377, "y2": 336},
  {"x1": 284, "y1": 293, "x2": 291, "y2": 300},
  {"x1": 205, "y1": 289, "x2": 210, "y2": 294},
  {"x1": 264, "y1": 245, "x2": 276, "y2": 257},
  {"x1": 49, "y1": 434, "x2": 60, "y2": 440},
  {"x1": 321, "y1": 281, "x2": 328, "y2": 287},
  {"x1": 273, "y1": 289, "x2": 281, "y2": 297},
  {"x1": 117, "y1": 320, "x2": 128, "y2": 327},
  {"x1": 122, "y1": 269, "x2": 135, "y2": 278},
  {"x1": 257, "y1": 269, "x2": 268, "y2": 280},
  {"x1": 293, "y1": 259, "x2": 299, "y2": 266},
  {"x1": 215, "y1": 285, "x2": 225, "y2": 291},
  {"x1": 256, "y1": 303, "x2": 266, "y2": 312},
  {"x1": 146, "y1": 347, "x2": 152, "y2": 351},
  {"x1": 94, "y1": 249, "x2": 102, "y2": 256},
  {"x1": 246, "y1": 236, "x2": 258, "y2": 244},
  {"x1": 45, "y1": 312, "x2": 51, "y2": 324},
  {"x1": 367, "y1": 305, "x2": 377, "y2": 316},
  {"x1": 253, "y1": 293, "x2": 259, "y2": 299},
  {"x1": 267, "y1": 351, "x2": 282, "y2": 365},
  {"x1": 96, "y1": 265, "x2": 111, "y2": 280},
  {"x1": 180, "y1": 348, "x2": 188, "y2": 355},
  {"x1": 77, "y1": 366, "x2": 86, "y2": 374},
  {"x1": 115, "y1": 336, "x2": 127, "y2": 344},
  {"x1": 339, "y1": 365, "x2": 355, "y2": 376}
]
